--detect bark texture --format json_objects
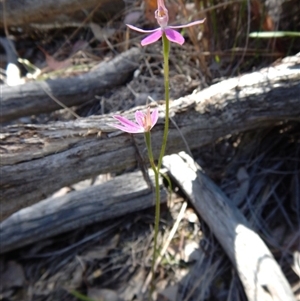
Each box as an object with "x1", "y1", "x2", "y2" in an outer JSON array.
[
  {"x1": 163, "y1": 152, "x2": 296, "y2": 301},
  {"x1": 1, "y1": 47, "x2": 141, "y2": 123},
  {"x1": 0, "y1": 170, "x2": 167, "y2": 253},
  {"x1": 1, "y1": 53, "x2": 300, "y2": 220},
  {"x1": 0, "y1": 0, "x2": 123, "y2": 27}
]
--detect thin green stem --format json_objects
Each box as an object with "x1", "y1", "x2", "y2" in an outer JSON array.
[
  {"x1": 157, "y1": 34, "x2": 170, "y2": 171},
  {"x1": 144, "y1": 34, "x2": 170, "y2": 297},
  {"x1": 144, "y1": 131, "x2": 157, "y2": 171},
  {"x1": 145, "y1": 34, "x2": 170, "y2": 296},
  {"x1": 144, "y1": 131, "x2": 160, "y2": 294},
  {"x1": 152, "y1": 166, "x2": 160, "y2": 292}
]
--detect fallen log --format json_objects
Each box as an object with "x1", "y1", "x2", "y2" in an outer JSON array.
[
  {"x1": 0, "y1": 0, "x2": 123, "y2": 27},
  {"x1": 0, "y1": 47, "x2": 141, "y2": 123},
  {"x1": 1, "y1": 53, "x2": 300, "y2": 220},
  {"x1": 162, "y1": 152, "x2": 296, "y2": 301},
  {"x1": 0, "y1": 170, "x2": 167, "y2": 253}
]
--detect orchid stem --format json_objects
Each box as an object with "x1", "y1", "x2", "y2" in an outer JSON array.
[
  {"x1": 147, "y1": 33, "x2": 170, "y2": 295},
  {"x1": 144, "y1": 131, "x2": 160, "y2": 295},
  {"x1": 144, "y1": 131, "x2": 157, "y2": 172},
  {"x1": 157, "y1": 33, "x2": 170, "y2": 171}
]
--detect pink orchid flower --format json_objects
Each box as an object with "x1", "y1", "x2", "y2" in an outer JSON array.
[
  {"x1": 127, "y1": 0, "x2": 205, "y2": 46},
  {"x1": 112, "y1": 107, "x2": 159, "y2": 133}
]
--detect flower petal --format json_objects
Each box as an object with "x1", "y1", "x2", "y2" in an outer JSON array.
[
  {"x1": 126, "y1": 24, "x2": 159, "y2": 33},
  {"x1": 135, "y1": 110, "x2": 145, "y2": 127},
  {"x1": 113, "y1": 115, "x2": 143, "y2": 132},
  {"x1": 164, "y1": 28, "x2": 185, "y2": 45},
  {"x1": 150, "y1": 108, "x2": 159, "y2": 129},
  {"x1": 168, "y1": 19, "x2": 206, "y2": 29},
  {"x1": 141, "y1": 30, "x2": 163, "y2": 46},
  {"x1": 155, "y1": 0, "x2": 169, "y2": 28},
  {"x1": 111, "y1": 123, "x2": 144, "y2": 133}
]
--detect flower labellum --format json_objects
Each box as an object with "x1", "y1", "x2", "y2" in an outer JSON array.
[
  {"x1": 127, "y1": 0, "x2": 205, "y2": 46},
  {"x1": 112, "y1": 107, "x2": 159, "y2": 134}
]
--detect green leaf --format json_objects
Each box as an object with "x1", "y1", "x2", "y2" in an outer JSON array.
[
  {"x1": 70, "y1": 290, "x2": 96, "y2": 301},
  {"x1": 249, "y1": 31, "x2": 300, "y2": 38}
]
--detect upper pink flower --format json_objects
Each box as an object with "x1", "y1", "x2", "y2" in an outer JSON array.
[
  {"x1": 112, "y1": 107, "x2": 159, "y2": 133},
  {"x1": 127, "y1": 0, "x2": 205, "y2": 46}
]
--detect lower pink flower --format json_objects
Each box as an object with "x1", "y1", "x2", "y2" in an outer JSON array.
[{"x1": 112, "y1": 107, "x2": 159, "y2": 133}]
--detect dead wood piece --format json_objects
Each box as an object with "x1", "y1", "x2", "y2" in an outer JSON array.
[
  {"x1": 162, "y1": 152, "x2": 296, "y2": 301},
  {"x1": 0, "y1": 0, "x2": 122, "y2": 27},
  {"x1": 1, "y1": 53, "x2": 300, "y2": 220},
  {"x1": 0, "y1": 47, "x2": 141, "y2": 123},
  {"x1": 0, "y1": 170, "x2": 167, "y2": 253}
]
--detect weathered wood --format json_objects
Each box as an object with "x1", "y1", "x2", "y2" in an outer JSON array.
[
  {"x1": 0, "y1": 170, "x2": 167, "y2": 253},
  {"x1": 162, "y1": 152, "x2": 296, "y2": 301},
  {"x1": 0, "y1": 0, "x2": 122, "y2": 27},
  {"x1": 1, "y1": 54, "x2": 300, "y2": 220},
  {"x1": 0, "y1": 47, "x2": 141, "y2": 123}
]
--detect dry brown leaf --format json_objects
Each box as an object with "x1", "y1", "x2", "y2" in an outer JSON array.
[
  {"x1": 232, "y1": 166, "x2": 249, "y2": 206},
  {"x1": 69, "y1": 258, "x2": 86, "y2": 289},
  {"x1": 292, "y1": 251, "x2": 300, "y2": 278},
  {"x1": 88, "y1": 288, "x2": 120, "y2": 301},
  {"x1": 89, "y1": 23, "x2": 116, "y2": 42},
  {"x1": 38, "y1": 46, "x2": 71, "y2": 71},
  {"x1": 157, "y1": 285, "x2": 178, "y2": 301},
  {"x1": 184, "y1": 208, "x2": 198, "y2": 223},
  {"x1": 119, "y1": 269, "x2": 145, "y2": 301},
  {"x1": 71, "y1": 40, "x2": 89, "y2": 54},
  {"x1": 123, "y1": 11, "x2": 142, "y2": 26},
  {"x1": 0, "y1": 261, "x2": 25, "y2": 291},
  {"x1": 81, "y1": 234, "x2": 119, "y2": 261},
  {"x1": 183, "y1": 241, "x2": 201, "y2": 262},
  {"x1": 144, "y1": 0, "x2": 157, "y2": 24}
]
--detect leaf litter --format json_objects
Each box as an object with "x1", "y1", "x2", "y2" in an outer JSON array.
[{"x1": 1, "y1": 0, "x2": 300, "y2": 300}]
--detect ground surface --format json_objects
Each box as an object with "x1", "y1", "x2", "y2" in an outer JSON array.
[{"x1": 0, "y1": 0, "x2": 300, "y2": 300}]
